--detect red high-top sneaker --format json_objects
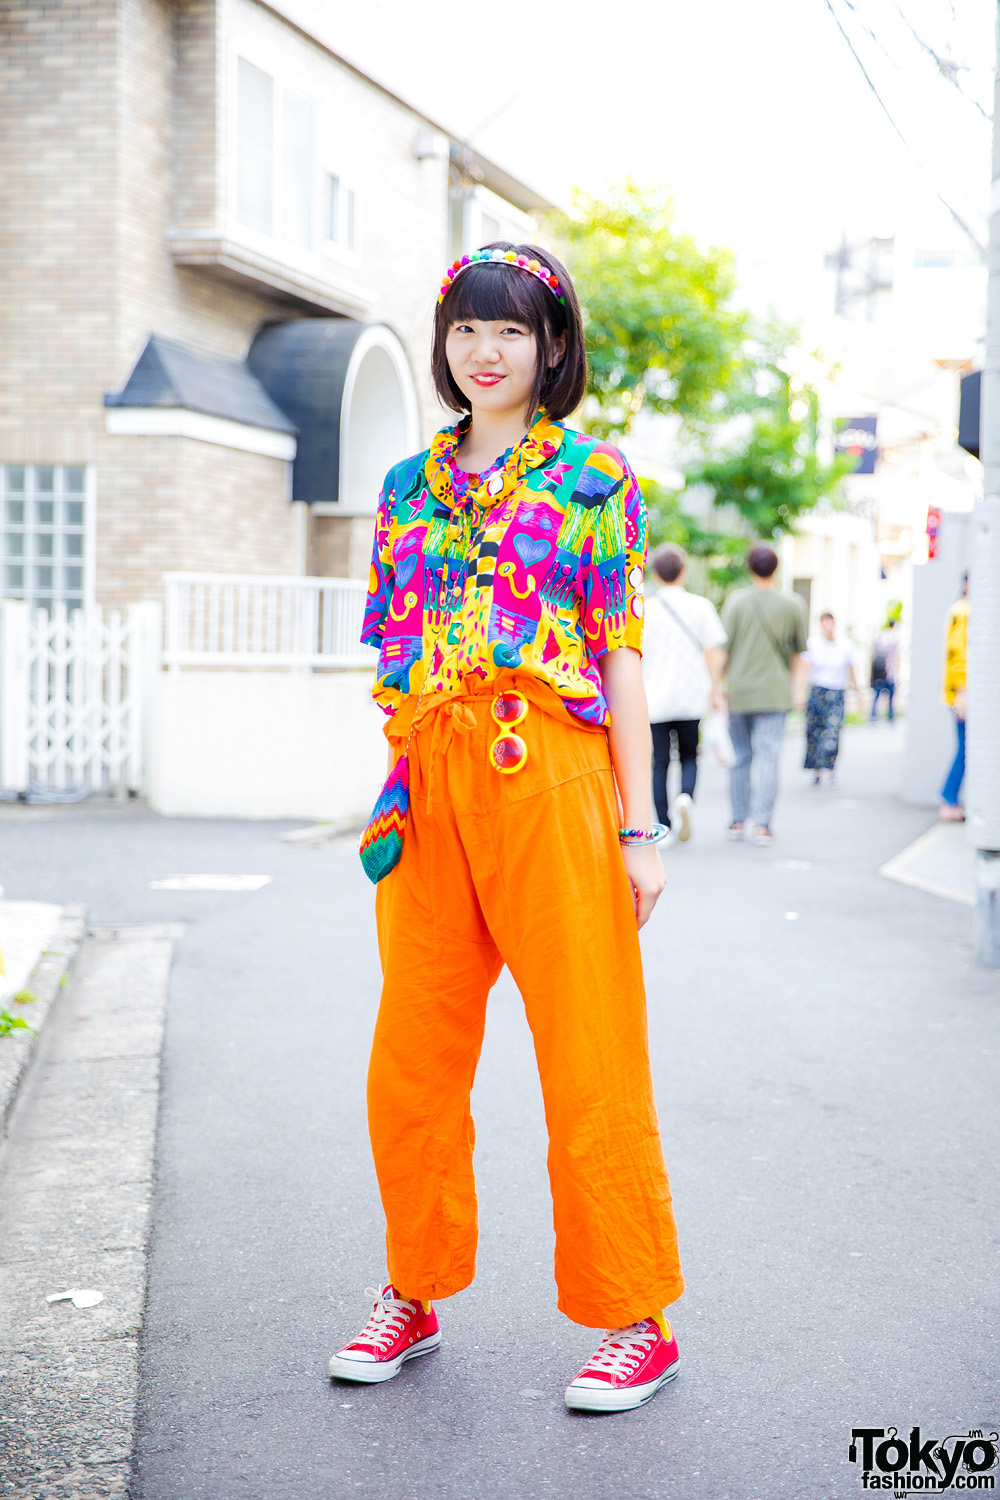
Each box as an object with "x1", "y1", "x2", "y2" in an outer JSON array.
[
  {"x1": 564, "y1": 1316, "x2": 680, "y2": 1412},
  {"x1": 328, "y1": 1284, "x2": 441, "y2": 1384}
]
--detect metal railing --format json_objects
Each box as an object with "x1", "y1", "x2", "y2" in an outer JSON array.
[{"x1": 162, "y1": 572, "x2": 377, "y2": 669}]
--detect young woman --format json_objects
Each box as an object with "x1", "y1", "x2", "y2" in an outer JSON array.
[
  {"x1": 803, "y1": 611, "x2": 859, "y2": 787},
  {"x1": 328, "y1": 243, "x2": 684, "y2": 1413}
]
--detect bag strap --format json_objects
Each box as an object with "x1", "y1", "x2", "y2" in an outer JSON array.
[
  {"x1": 653, "y1": 592, "x2": 705, "y2": 654},
  {"x1": 750, "y1": 593, "x2": 791, "y2": 671}
]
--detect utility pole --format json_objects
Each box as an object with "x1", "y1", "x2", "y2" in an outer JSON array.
[{"x1": 968, "y1": 3, "x2": 1000, "y2": 965}]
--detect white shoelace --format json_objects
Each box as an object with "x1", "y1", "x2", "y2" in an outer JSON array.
[
  {"x1": 355, "y1": 1286, "x2": 414, "y2": 1353},
  {"x1": 583, "y1": 1322, "x2": 657, "y2": 1378}
]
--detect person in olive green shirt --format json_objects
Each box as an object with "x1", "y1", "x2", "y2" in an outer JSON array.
[{"x1": 721, "y1": 544, "x2": 808, "y2": 846}]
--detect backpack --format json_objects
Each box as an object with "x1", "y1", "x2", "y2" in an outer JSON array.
[{"x1": 870, "y1": 651, "x2": 888, "y2": 686}]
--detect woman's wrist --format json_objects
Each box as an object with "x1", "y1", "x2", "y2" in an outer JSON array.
[{"x1": 619, "y1": 823, "x2": 670, "y2": 846}]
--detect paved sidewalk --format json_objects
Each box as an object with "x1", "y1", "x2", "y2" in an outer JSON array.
[
  {"x1": 0, "y1": 925, "x2": 176, "y2": 1498},
  {"x1": 0, "y1": 898, "x2": 65, "y2": 1001},
  {"x1": 0, "y1": 900, "x2": 85, "y2": 1135},
  {"x1": 0, "y1": 722, "x2": 995, "y2": 1500}
]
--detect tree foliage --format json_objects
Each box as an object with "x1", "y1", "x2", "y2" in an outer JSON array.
[
  {"x1": 552, "y1": 182, "x2": 748, "y2": 441},
  {"x1": 683, "y1": 359, "x2": 853, "y2": 540},
  {"x1": 552, "y1": 184, "x2": 850, "y2": 599}
]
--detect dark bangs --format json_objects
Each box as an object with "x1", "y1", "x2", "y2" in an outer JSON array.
[{"x1": 431, "y1": 241, "x2": 587, "y2": 422}]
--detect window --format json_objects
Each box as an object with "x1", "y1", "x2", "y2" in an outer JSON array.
[
  {"x1": 235, "y1": 56, "x2": 317, "y2": 249},
  {"x1": 237, "y1": 58, "x2": 274, "y2": 235},
  {"x1": 324, "y1": 173, "x2": 358, "y2": 253},
  {"x1": 1, "y1": 464, "x2": 90, "y2": 615},
  {"x1": 280, "y1": 88, "x2": 314, "y2": 247}
]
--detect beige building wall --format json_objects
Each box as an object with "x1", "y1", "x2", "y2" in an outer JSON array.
[
  {"x1": 0, "y1": 0, "x2": 533, "y2": 611},
  {"x1": 0, "y1": 0, "x2": 119, "y2": 443},
  {"x1": 96, "y1": 436, "x2": 294, "y2": 609}
]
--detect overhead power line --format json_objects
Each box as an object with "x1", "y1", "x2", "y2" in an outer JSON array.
[
  {"x1": 819, "y1": 0, "x2": 986, "y2": 255},
  {"x1": 893, "y1": 1, "x2": 991, "y2": 122}
]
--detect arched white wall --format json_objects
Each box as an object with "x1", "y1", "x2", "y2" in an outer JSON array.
[{"x1": 339, "y1": 326, "x2": 419, "y2": 514}]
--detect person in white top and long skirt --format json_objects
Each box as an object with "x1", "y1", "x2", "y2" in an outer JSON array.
[
  {"x1": 641, "y1": 544, "x2": 726, "y2": 843},
  {"x1": 803, "y1": 612, "x2": 860, "y2": 786}
]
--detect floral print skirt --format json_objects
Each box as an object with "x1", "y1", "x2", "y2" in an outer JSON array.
[{"x1": 804, "y1": 685, "x2": 845, "y2": 770}]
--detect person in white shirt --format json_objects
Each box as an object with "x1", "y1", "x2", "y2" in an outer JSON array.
[
  {"x1": 803, "y1": 611, "x2": 860, "y2": 786},
  {"x1": 641, "y1": 544, "x2": 726, "y2": 843}
]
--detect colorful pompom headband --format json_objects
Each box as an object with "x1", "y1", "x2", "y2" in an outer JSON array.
[{"x1": 438, "y1": 248, "x2": 566, "y2": 306}]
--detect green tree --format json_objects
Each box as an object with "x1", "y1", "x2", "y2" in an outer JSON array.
[
  {"x1": 682, "y1": 355, "x2": 853, "y2": 541},
  {"x1": 552, "y1": 181, "x2": 748, "y2": 440},
  {"x1": 554, "y1": 182, "x2": 850, "y2": 603},
  {"x1": 642, "y1": 361, "x2": 852, "y2": 603}
]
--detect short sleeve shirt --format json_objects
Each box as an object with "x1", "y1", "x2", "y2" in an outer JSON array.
[
  {"x1": 804, "y1": 634, "x2": 855, "y2": 690},
  {"x1": 721, "y1": 587, "x2": 808, "y2": 713},
  {"x1": 361, "y1": 412, "x2": 647, "y2": 726},
  {"x1": 641, "y1": 587, "x2": 726, "y2": 721}
]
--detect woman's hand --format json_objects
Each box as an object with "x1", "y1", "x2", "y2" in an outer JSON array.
[{"x1": 621, "y1": 842, "x2": 666, "y2": 929}]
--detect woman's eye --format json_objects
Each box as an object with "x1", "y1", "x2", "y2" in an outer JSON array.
[
  {"x1": 502, "y1": 326, "x2": 526, "y2": 336},
  {"x1": 451, "y1": 323, "x2": 473, "y2": 334}
]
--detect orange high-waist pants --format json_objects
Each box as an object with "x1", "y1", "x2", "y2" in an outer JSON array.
[{"x1": 370, "y1": 673, "x2": 684, "y2": 1329}]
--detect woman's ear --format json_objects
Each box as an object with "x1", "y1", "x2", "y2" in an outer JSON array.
[{"x1": 548, "y1": 331, "x2": 568, "y2": 369}]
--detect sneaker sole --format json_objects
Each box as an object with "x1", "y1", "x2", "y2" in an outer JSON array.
[
  {"x1": 328, "y1": 1332, "x2": 442, "y2": 1384},
  {"x1": 564, "y1": 1357, "x2": 680, "y2": 1413},
  {"x1": 674, "y1": 796, "x2": 692, "y2": 842}
]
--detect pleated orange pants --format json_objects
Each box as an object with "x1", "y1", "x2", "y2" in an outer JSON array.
[{"x1": 370, "y1": 671, "x2": 684, "y2": 1329}]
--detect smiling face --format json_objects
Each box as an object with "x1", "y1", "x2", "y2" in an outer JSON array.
[
  {"x1": 444, "y1": 318, "x2": 564, "y2": 421},
  {"x1": 431, "y1": 245, "x2": 586, "y2": 422}
]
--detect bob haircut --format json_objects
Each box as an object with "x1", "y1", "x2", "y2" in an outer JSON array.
[{"x1": 432, "y1": 241, "x2": 587, "y2": 422}]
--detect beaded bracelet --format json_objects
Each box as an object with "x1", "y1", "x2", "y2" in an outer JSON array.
[{"x1": 618, "y1": 824, "x2": 671, "y2": 846}]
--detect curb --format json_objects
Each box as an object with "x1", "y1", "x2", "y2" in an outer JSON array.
[{"x1": 0, "y1": 904, "x2": 87, "y2": 1139}]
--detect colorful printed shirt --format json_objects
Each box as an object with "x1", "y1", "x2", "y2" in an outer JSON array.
[{"x1": 360, "y1": 411, "x2": 647, "y2": 725}]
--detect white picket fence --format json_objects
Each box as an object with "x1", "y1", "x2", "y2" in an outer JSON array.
[
  {"x1": 163, "y1": 572, "x2": 376, "y2": 669},
  {"x1": 0, "y1": 600, "x2": 159, "y2": 796},
  {"x1": 0, "y1": 573, "x2": 376, "y2": 804}
]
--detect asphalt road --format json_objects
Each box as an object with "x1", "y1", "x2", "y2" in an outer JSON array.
[{"x1": 2, "y1": 721, "x2": 997, "y2": 1500}]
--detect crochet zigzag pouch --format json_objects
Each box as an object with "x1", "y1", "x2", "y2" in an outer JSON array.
[{"x1": 358, "y1": 756, "x2": 410, "y2": 884}]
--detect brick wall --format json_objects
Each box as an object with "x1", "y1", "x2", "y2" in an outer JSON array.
[
  {"x1": 0, "y1": 0, "x2": 119, "y2": 438},
  {"x1": 0, "y1": 0, "x2": 518, "y2": 609},
  {"x1": 307, "y1": 514, "x2": 376, "y2": 581},
  {"x1": 96, "y1": 433, "x2": 293, "y2": 609}
]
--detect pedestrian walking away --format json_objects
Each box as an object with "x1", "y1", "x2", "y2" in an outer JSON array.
[
  {"x1": 869, "y1": 617, "x2": 900, "y2": 721},
  {"x1": 939, "y1": 573, "x2": 968, "y2": 822},
  {"x1": 803, "y1": 611, "x2": 860, "y2": 786},
  {"x1": 332, "y1": 241, "x2": 684, "y2": 1415},
  {"x1": 720, "y1": 544, "x2": 808, "y2": 846},
  {"x1": 641, "y1": 543, "x2": 726, "y2": 845}
]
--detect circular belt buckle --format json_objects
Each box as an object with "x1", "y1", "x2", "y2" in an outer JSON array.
[
  {"x1": 490, "y1": 692, "x2": 528, "y2": 726},
  {"x1": 489, "y1": 732, "x2": 528, "y2": 775}
]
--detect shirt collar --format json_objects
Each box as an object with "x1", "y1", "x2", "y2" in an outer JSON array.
[{"x1": 424, "y1": 409, "x2": 565, "y2": 510}]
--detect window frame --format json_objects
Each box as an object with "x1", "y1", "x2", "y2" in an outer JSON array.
[
  {"x1": 0, "y1": 463, "x2": 96, "y2": 616},
  {"x1": 321, "y1": 168, "x2": 361, "y2": 263},
  {"x1": 232, "y1": 51, "x2": 320, "y2": 253}
]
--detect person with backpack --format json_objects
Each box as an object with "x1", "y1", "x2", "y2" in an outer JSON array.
[
  {"x1": 720, "y1": 544, "x2": 808, "y2": 846},
  {"x1": 641, "y1": 544, "x2": 726, "y2": 844},
  {"x1": 869, "y1": 619, "x2": 899, "y2": 721}
]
